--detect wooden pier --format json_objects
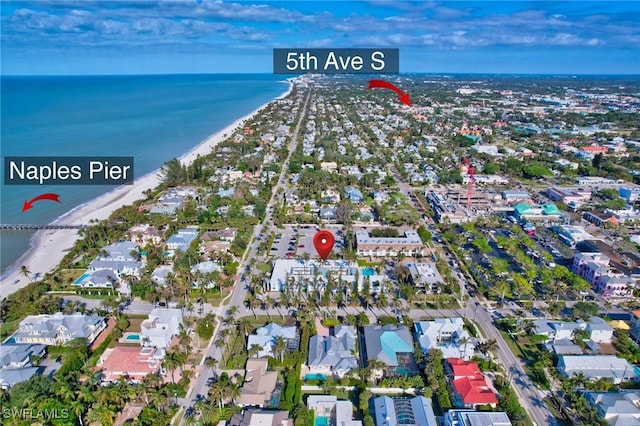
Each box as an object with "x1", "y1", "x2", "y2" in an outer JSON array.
[{"x1": 0, "y1": 224, "x2": 87, "y2": 230}]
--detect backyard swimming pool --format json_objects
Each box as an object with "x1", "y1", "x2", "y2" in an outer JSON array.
[
  {"x1": 362, "y1": 267, "x2": 375, "y2": 276},
  {"x1": 74, "y1": 273, "x2": 90, "y2": 284}
]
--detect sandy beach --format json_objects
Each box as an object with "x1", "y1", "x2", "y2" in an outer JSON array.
[{"x1": 0, "y1": 81, "x2": 293, "y2": 299}]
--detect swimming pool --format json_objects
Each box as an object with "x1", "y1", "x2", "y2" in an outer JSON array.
[
  {"x1": 362, "y1": 267, "x2": 375, "y2": 276},
  {"x1": 314, "y1": 417, "x2": 329, "y2": 426},
  {"x1": 126, "y1": 334, "x2": 140, "y2": 341},
  {"x1": 74, "y1": 273, "x2": 90, "y2": 285},
  {"x1": 305, "y1": 373, "x2": 327, "y2": 380}
]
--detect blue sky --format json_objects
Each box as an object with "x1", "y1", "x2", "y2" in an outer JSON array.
[{"x1": 1, "y1": 1, "x2": 638, "y2": 75}]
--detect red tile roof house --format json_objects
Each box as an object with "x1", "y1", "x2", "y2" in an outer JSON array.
[
  {"x1": 98, "y1": 346, "x2": 163, "y2": 383},
  {"x1": 446, "y1": 358, "x2": 498, "y2": 408}
]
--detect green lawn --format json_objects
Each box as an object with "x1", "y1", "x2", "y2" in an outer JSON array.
[
  {"x1": 257, "y1": 262, "x2": 272, "y2": 273},
  {"x1": 356, "y1": 259, "x2": 380, "y2": 267},
  {"x1": 0, "y1": 319, "x2": 21, "y2": 340},
  {"x1": 499, "y1": 330, "x2": 525, "y2": 359}
]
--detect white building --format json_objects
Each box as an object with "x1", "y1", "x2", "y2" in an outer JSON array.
[
  {"x1": 247, "y1": 323, "x2": 298, "y2": 359},
  {"x1": 558, "y1": 355, "x2": 639, "y2": 384},
  {"x1": 555, "y1": 225, "x2": 599, "y2": 248},
  {"x1": 575, "y1": 177, "x2": 626, "y2": 187},
  {"x1": 269, "y1": 259, "x2": 385, "y2": 293},
  {"x1": 620, "y1": 187, "x2": 640, "y2": 203},
  {"x1": 587, "y1": 317, "x2": 615, "y2": 343},
  {"x1": 355, "y1": 230, "x2": 425, "y2": 257},
  {"x1": 407, "y1": 262, "x2": 444, "y2": 294},
  {"x1": 140, "y1": 309, "x2": 183, "y2": 349},
  {"x1": 546, "y1": 187, "x2": 592, "y2": 206},
  {"x1": 88, "y1": 241, "x2": 142, "y2": 280},
  {"x1": 471, "y1": 145, "x2": 500, "y2": 156},
  {"x1": 443, "y1": 410, "x2": 512, "y2": 426},
  {"x1": 414, "y1": 318, "x2": 475, "y2": 360},
  {"x1": 373, "y1": 396, "x2": 438, "y2": 426},
  {"x1": 307, "y1": 326, "x2": 358, "y2": 379},
  {"x1": 166, "y1": 228, "x2": 199, "y2": 255},
  {"x1": 307, "y1": 395, "x2": 362, "y2": 426},
  {"x1": 11, "y1": 313, "x2": 106, "y2": 346},
  {"x1": 463, "y1": 174, "x2": 509, "y2": 185},
  {"x1": 584, "y1": 391, "x2": 640, "y2": 425}
]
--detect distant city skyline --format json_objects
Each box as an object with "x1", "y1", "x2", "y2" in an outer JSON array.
[{"x1": 1, "y1": 1, "x2": 638, "y2": 75}]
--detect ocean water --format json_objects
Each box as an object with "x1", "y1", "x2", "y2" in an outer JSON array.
[{"x1": 0, "y1": 74, "x2": 289, "y2": 274}]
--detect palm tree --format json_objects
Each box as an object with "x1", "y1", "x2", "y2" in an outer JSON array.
[
  {"x1": 52, "y1": 379, "x2": 76, "y2": 401},
  {"x1": 215, "y1": 327, "x2": 231, "y2": 351},
  {"x1": 204, "y1": 356, "x2": 218, "y2": 377},
  {"x1": 68, "y1": 400, "x2": 85, "y2": 426},
  {"x1": 163, "y1": 350, "x2": 182, "y2": 384},
  {"x1": 75, "y1": 385, "x2": 95, "y2": 406},
  {"x1": 476, "y1": 339, "x2": 498, "y2": 359},
  {"x1": 196, "y1": 399, "x2": 218, "y2": 424},
  {"x1": 246, "y1": 293, "x2": 261, "y2": 317},
  {"x1": 19, "y1": 265, "x2": 31, "y2": 280},
  {"x1": 208, "y1": 373, "x2": 229, "y2": 412},
  {"x1": 226, "y1": 306, "x2": 238, "y2": 322},
  {"x1": 238, "y1": 317, "x2": 253, "y2": 338},
  {"x1": 248, "y1": 344, "x2": 262, "y2": 358},
  {"x1": 570, "y1": 371, "x2": 588, "y2": 388},
  {"x1": 178, "y1": 325, "x2": 191, "y2": 353},
  {"x1": 273, "y1": 335, "x2": 288, "y2": 362},
  {"x1": 459, "y1": 336, "x2": 471, "y2": 359},
  {"x1": 223, "y1": 381, "x2": 241, "y2": 406}
]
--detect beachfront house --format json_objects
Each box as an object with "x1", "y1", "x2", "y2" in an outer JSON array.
[{"x1": 87, "y1": 241, "x2": 142, "y2": 279}]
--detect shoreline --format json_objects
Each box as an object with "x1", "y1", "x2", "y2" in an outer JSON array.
[{"x1": 0, "y1": 80, "x2": 294, "y2": 299}]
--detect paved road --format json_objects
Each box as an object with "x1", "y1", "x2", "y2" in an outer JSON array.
[
  {"x1": 232, "y1": 299, "x2": 555, "y2": 426},
  {"x1": 470, "y1": 302, "x2": 554, "y2": 426},
  {"x1": 175, "y1": 85, "x2": 556, "y2": 424},
  {"x1": 179, "y1": 87, "x2": 312, "y2": 425},
  {"x1": 392, "y1": 169, "x2": 555, "y2": 425}
]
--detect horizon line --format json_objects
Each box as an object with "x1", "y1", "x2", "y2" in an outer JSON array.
[{"x1": 2, "y1": 71, "x2": 640, "y2": 78}]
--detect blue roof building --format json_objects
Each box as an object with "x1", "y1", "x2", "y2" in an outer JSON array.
[
  {"x1": 345, "y1": 186, "x2": 364, "y2": 203},
  {"x1": 361, "y1": 325, "x2": 418, "y2": 377}
]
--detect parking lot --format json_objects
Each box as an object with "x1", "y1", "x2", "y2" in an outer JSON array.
[{"x1": 269, "y1": 225, "x2": 345, "y2": 259}]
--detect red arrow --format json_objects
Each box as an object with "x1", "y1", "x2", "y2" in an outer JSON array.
[
  {"x1": 367, "y1": 79, "x2": 411, "y2": 106},
  {"x1": 22, "y1": 193, "x2": 61, "y2": 212}
]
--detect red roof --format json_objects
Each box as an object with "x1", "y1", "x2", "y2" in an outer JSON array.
[
  {"x1": 448, "y1": 358, "x2": 482, "y2": 379},
  {"x1": 448, "y1": 358, "x2": 498, "y2": 406},
  {"x1": 99, "y1": 346, "x2": 161, "y2": 382},
  {"x1": 453, "y1": 377, "x2": 498, "y2": 405},
  {"x1": 580, "y1": 146, "x2": 607, "y2": 153}
]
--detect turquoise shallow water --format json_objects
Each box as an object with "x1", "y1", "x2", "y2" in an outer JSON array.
[{"x1": 0, "y1": 74, "x2": 288, "y2": 274}]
